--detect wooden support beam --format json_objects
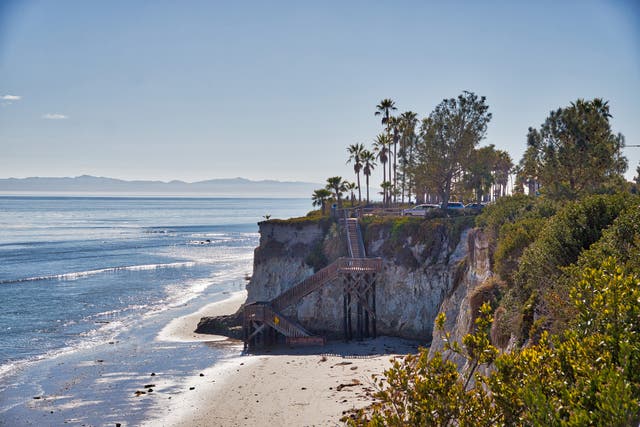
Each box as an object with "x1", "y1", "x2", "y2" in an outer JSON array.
[
  {"x1": 343, "y1": 290, "x2": 348, "y2": 342},
  {"x1": 357, "y1": 299, "x2": 363, "y2": 341},
  {"x1": 364, "y1": 288, "x2": 370, "y2": 338},
  {"x1": 247, "y1": 322, "x2": 266, "y2": 342},
  {"x1": 372, "y1": 282, "x2": 377, "y2": 338}
]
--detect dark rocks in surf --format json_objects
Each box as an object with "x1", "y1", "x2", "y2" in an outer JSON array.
[{"x1": 195, "y1": 310, "x2": 243, "y2": 339}]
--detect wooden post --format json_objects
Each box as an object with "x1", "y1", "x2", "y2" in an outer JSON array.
[
  {"x1": 356, "y1": 299, "x2": 362, "y2": 341},
  {"x1": 343, "y1": 289, "x2": 348, "y2": 342},
  {"x1": 372, "y1": 279, "x2": 377, "y2": 338},
  {"x1": 364, "y1": 288, "x2": 370, "y2": 338},
  {"x1": 347, "y1": 291, "x2": 352, "y2": 340}
]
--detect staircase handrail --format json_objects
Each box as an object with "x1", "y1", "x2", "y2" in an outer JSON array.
[
  {"x1": 345, "y1": 219, "x2": 358, "y2": 258},
  {"x1": 270, "y1": 261, "x2": 340, "y2": 311},
  {"x1": 337, "y1": 257, "x2": 382, "y2": 272},
  {"x1": 354, "y1": 220, "x2": 366, "y2": 257},
  {"x1": 262, "y1": 305, "x2": 311, "y2": 337}
]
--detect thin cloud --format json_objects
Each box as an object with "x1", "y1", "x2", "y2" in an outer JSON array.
[
  {"x1": 42, "y1": 113, "x2": 68, "y2": 120},
  {"x1": 1, "y1": 95, "x2": 21, "y2": 101}
]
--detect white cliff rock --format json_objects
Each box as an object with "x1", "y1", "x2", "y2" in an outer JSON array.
[
  {"x1": 428, "y1": 228, "x2": 493, "y2": 369},
  {"x1": 246, "y1": 219, "x2": 491, "y2": 346}
]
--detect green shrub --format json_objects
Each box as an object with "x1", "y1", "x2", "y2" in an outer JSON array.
[
  {"x1": 475, "y1": 194, "x2": 538, "y2": 237},
  {"x1": 568, "y1": 203, "x2": 640, "y2": 275},
  {"x1": 349, "y1": 259, "x2": 640, "y2": 426},
  {"x1": 493, "y1": 216, "x2": 547, "y2": 284},
  {"x1": 515, "y1": 193, "x2": 634, "y2": 294}
]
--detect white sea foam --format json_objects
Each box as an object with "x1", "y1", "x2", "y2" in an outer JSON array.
[
  {"x1": 0, "y1": 262, "x2": 197, "y2": 285},
  {"x1": 0, "y1": 318, "x2": 127, "y2": 388}
]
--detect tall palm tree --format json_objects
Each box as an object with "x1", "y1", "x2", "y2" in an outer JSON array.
[
  {"x1": 373, "y1": 134, "x2": 390, "y2": 205},
  {"x1": 388, "y1": 116, "x2": 402, "y2": 203},
  {"x1": 325, "y1": 176, "x2": 346, "y2": 207},
  {"x1": 346, "y1": 143, "x2": 365, "y2": 203},
  {"x1": 374, "y1": 98, "x2": 397, "y2": 129},
  {"x1": 399, "y1": 111, "x2": 418, "y2": 203},
  {"x1": 375, "y1": 99, "x2": 397, "y2": 205},
  {"x1": 361, "y1": 149, "x2": 376, "y2": 204},
  {"x1": 492, "y1": 150, "x2": 513, "y2": 199},
  {"x1": 311, "y1": 188, "x2": 332, "y2": 215}
]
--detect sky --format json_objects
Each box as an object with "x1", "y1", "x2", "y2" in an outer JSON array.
[{"x1": 1, "y1": 0, "x2": 639, "y2": 185}]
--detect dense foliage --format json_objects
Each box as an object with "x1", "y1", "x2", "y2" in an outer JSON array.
[
  {"x1": 347, "y1": 193, "x2": 640, "y2": 426},
  {"x1": 349, "y1": 256, "x2": 640, "y2": 425},
  {"x1": 517, "y1": 99, "x2": 627, "y2": 199},
  {"x1": 317, "y1": 96, "x2": 638, "y2": 426}
]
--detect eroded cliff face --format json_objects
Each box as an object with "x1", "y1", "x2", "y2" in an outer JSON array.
[
  {"x1": 246, "y1": 220, "x2": 330, "y2": 303},
  {"x1": 427, "y1": 228, "x2": 492, "y2": 368},
  {"x1": 246, "y1": 218, "x2": 491, "y2": 343}
]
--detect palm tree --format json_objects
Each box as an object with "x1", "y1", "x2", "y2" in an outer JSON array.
[
  {"x1": 361, "y1": 149, "x2": 376, "y2": 204},
  {"x1": 492, "y1": 150, "x2": 513, "y2": 199},
  {"x1": 346, "y1": 143, "x2": 365, "y2": 203},
  {"x1": 311, "y1": 188, "x2": 332, "y2": 215},
  {"x1": 399, "y1": 111, "x2": 418, "y2": 202},
  {"x1": 344, "y1": 182, "x2": 357, "y2": 205},
  {"x1": 325, "y1": 176, "x2": 346, "y2": 207},
  {"x1": 374, "y1": 98, "x2": 397, "y2": 129},
  {"x1": 373, "y1": 134, "x2": 390, "y2": 205},
  {"x1": 388, "y1": 116, "x2": 402, "y2": 203},
  {"x1": 375, "y1": 99, "x2": 397, "y2": 204},
  {"x1": 379, "y1": 181, "x2": 392, "y2": 203}
]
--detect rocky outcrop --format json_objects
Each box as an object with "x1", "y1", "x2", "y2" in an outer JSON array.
[
  {"x1": 246, "y1": 219, "x2": 335, "y2": 303},
  {"x1": 195, "y1": 312, "x2": 243, "y2": 339},
  {"x1": 246, "y1": 217, "x2": 491, "y2": 343}
]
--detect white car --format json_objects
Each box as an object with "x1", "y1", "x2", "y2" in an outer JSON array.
[{"x1": 402, "y1": 204, "x2": 440, "y2": 216}]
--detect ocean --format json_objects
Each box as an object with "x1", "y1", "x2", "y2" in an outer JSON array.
[{"x1": 0, "y1": 196, "x2": 310, "y2": 425}]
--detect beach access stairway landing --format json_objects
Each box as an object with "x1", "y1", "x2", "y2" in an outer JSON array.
[{"x1": 244, "y1": 218, "x2": 381, "y2": 347}]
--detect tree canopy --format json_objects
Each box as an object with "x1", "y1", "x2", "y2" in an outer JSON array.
[
  {"x1": 412, "y1": 91, "x2": 492, "y2": 208},
  {"x1": 519, "y1": 98, "x2": 627, "y2": 198}
]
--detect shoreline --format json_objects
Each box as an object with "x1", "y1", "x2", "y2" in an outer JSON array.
[
  {"x1": 156, "y1": 290, "x2": 247, "y2": 343},
  {"x1": 145, "y1": 291, "x2": 420, "y2": 427}
]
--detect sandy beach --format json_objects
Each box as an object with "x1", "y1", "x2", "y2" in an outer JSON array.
[{"x1": 145, "y1": 292, "x2": 420, "y2": 427}]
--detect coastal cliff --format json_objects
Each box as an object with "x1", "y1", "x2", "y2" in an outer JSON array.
[{"x1": 246, "y1": 216, "x2": 491, "y2": 343}]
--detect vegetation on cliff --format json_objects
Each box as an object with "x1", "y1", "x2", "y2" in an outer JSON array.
[
  {"x1": 349, "y1": 254, "x2": 640, "y2": 425},
  {"x1": 360, "y1": 213, "x2": 474, "y2": 265},
  {"x1": 346, "y1": 97, "x2": 640, "y2": 425}
]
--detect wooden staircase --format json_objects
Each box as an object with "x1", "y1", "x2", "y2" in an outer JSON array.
[
  {"x1": 271, "y1": 261, "x2": 339, "y2": 312},
  {"x1": 344, "y1": 218, "x2": 366, "y2": 258},
  {"x1": 244, "y1": 217, "x2": 381, "y2": 349}
]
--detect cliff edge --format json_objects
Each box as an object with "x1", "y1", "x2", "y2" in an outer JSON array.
[{"x1": 246, "y1": 216, "x2": 490, "y2": 344}]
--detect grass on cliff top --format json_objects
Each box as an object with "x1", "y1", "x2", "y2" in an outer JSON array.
[
  {"x1": 360, "y1": 213, "x2": 476, "y2": 261},
  {"x1": 261, "y1": 209, "x2": 332, "y2": 227}
]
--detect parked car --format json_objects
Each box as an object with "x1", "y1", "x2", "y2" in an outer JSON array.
[
  {"x1": 402, "y1": 204, "x2": 439, "y2": 216},
  {"x1": 446, "y1": 202, "x2": 465, "y2": 210},
  {"x1": 465, "y1": 202, "x2": 485, "y2": 211}
]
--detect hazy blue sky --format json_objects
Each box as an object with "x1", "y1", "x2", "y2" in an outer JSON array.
[{"x1": 1, "y1": 0, "x2": 639, "y2": 184}]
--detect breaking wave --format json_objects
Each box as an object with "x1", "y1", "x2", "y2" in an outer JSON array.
[{"x1": 0, "y1": 262, "x2": 197, "y2": 285}]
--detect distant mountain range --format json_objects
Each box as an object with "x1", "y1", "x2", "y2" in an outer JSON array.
[{"x1": 0, "y1": 175, "x2": 321, "y2": 197}]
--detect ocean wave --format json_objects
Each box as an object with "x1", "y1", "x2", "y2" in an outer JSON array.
[
  {"x1": 0, "y1": 262, "x2": 197, "y2": 285},
  {"x1": 0, "y1": 318, "x2": 127, "y2": 389},
  {"x1": 0, "y1": 261, "x2": 251, "y2": 391}
]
